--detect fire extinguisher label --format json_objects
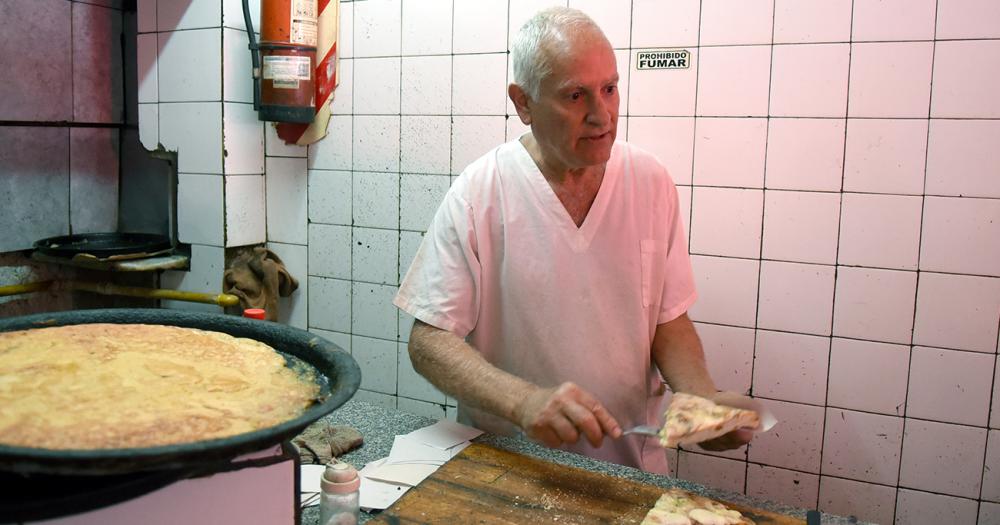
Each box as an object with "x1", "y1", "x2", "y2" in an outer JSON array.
[
  {"x1": 290, "y1": 0, "x2": 318, "y2": 46},
  {"x1": 263, "y1": 56, "x2": 312, "y2": 89}
]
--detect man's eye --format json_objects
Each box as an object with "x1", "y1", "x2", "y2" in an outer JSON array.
[
  {"x1": 605, "y1": 85, "x2": 617, "y2": 95},
  {"x1": 570, "y1": 92, "x2": 582, "y2": 101}
]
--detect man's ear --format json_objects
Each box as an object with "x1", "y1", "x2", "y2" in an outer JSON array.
[{"x1": 508, "y1": 83, "x2": 532, "y2": 125}]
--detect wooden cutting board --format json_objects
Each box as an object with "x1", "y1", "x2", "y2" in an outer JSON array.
[{"x1": 371, "y1": 443, "x2": 804, "y2": 524}]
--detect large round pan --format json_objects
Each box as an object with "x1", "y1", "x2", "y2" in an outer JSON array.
[{"x1": 0, "y1": 308, "x2": 361, "y2": 476}]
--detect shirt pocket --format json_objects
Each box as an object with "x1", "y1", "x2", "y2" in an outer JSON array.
[{"x1": 640, "y1": 239, "x2": 669, "y2": 308}]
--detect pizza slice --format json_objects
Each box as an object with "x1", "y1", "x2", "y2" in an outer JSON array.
[
  {"x1": 658, "y1": 393, "x2": 761, "y2": 448},
  {"x1": 641, "y1": 490, "x2": 754, "y2": 525}
]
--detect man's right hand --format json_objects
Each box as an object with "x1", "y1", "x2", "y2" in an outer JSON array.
[{"x1": 515, "y1": 382, "x2": 622, "y2": 448}]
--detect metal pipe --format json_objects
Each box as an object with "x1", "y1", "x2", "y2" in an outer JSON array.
[{"x1": 0, "y1": 280, "x2": 239, "y2": 307}]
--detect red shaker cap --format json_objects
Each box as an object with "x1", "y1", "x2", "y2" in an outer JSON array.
[{"x1": 243, "y1": 308, "x2": 266, "y2": 320}]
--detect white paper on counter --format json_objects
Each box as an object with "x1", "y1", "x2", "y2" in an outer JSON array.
[
  {"x1": 299, "y1": 464, "x2": 326, "y2": 506},
  {"x1": 359, "y1": 458, "x2": 411, "y2": 511},
  {"x1": 385, "y1": 435, "x2": 451, "y2": 465},
  {"x1": 363, "y1": 462, "x2": 439, "y2": 486},
  {"x1": 405, "y1": 419, "x2": 483, "y2": 450}
]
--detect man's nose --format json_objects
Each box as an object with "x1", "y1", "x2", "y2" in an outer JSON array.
[{"x1": 585, "y1": 95, "x2": 610, "y2": 126}]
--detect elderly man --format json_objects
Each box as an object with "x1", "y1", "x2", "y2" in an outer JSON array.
[{"x1": 394, "y1": 7, "x2": 750, "y2": 474}]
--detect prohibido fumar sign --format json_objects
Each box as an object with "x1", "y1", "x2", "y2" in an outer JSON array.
[{"x1": 636, "y1": 50, "x2": 691, "y2": 70}]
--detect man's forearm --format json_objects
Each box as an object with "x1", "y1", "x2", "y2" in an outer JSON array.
[
  {"x1": 408, "y1": 319, "x2": 539, "y2": 426},
  {"x1": 651, "y1": 313, "x2": 717, "y2": 397}
]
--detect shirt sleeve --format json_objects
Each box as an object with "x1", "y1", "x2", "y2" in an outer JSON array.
[
  {"x1": 657, "y1": 173, "x2": 697, "y2": 324},
  {"x1": 393, "y1": 187, "x2": 481, "y2": 338}
]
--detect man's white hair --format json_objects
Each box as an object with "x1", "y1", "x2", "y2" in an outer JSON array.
[{"x1": 510, "y1": 7, "x2": 605, "y2": 101}]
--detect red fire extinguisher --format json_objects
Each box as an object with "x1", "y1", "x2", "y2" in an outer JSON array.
[{"x1": 243, "y1": 0, "x2": 317, "y2": 123}]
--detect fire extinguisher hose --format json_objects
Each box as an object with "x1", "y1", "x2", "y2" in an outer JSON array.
[{"x1": 242, "y1": 0, "x2": 262, "y2": 112}]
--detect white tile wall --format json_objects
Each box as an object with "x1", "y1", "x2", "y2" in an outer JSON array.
[
  {"x1": 983, "y1": 430, "x2": 1000, "y2": 503},
  {"x1": 677, "y1": 451, "x2": 745, "y2": 494},
  {"x1": 177, "y1": 173, "x2": 224, "y2": 245},
  {"x1": 223, "y1": 174, "x2": 266, "y2": 247},
  {"x1": 222, "y1": 102, "x2": 265, "y2": 175},
  {"x1": 223, "y1": 28, "x2": 253, "y2": 104},
  {"x1": 157, "y1": 29, "x2": 222, "y2": 102},
  {"x1": 136, "y1": 33, "x2": 158, "y2": 103},
  {"x1": 331, "y1": 59, "x2": 353, "y2": 116},
  {"x1": 69, "y1": 128, "x2": 119, "y2": 234},
  {"x1": 309, "y1": 224, "x2": 352, "y2": 280},
  {"x1": 136, "y1": 2, "x2": 1000, "y2": 521},
  {"x1": 160, "y1": 244, "x2": 225, "y2": 313}
]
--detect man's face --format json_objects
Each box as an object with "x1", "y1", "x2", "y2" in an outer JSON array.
[{"x1": 526, "y1": 32, "x2": 620, "y2": 172}]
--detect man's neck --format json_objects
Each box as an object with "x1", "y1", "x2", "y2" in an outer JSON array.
[{"x1": 521, "y1": 133, "x2": 605, "y2": 227}]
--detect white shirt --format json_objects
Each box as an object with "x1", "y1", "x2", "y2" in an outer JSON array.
[{"x1": 394, "y1": 138, "x2": 696, "y2": 473}]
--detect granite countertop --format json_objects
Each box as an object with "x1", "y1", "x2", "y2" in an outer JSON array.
[{"x1": 303, "y1": 399, "x2": 865, "y2": 525}]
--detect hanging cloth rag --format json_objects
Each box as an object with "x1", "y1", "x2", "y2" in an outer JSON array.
[{"x1": 222, "y1": 246, "x2": 298, "y2": 321}]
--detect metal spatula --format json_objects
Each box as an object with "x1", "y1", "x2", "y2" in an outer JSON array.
[{"x1": 622, "y1": 424, "x2": 660, "y2": 437}]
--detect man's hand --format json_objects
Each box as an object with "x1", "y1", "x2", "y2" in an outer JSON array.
[
  {"x1": 696, "y1": 392, "x2": 756, "y2": 451},
  {"x1": 515, "y1": 382, "x2": 622, "y2": 448}
]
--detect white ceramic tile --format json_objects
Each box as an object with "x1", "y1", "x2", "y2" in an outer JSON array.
[
  {"x1": 157, "y1": 29, "x2": 222, "y2": 102},
  {"x1": 266, "y1": 122, "x2": 308, "y2": 158},
  {"x1": 690, "y1": 187, "x2": 763, "y2": 258},
  {"x1": 451, "y1": 116, "x2": 506, "y2": 175},
  {"x1": 353, "y1": 171, "x2": 400, "y2": 229},
  {"x1": 224, "y1": 174, "x2": 265, "y2": 247},
  {"x1": 507, "y1": 0, "x2": 566, "y2": 49},
  {"x1": 899, "y1": 419, "x2": 987, "y2": 499},
  {"x1": 828, "y1": 338, "x2": 910, "y2": 416},
  {"x1": 852, "y1": 0, "x2": 936, "y2": 41},
  {"x1": 696, "y1": 46, "x2": 771, "y2": 117},
  {"x1": 848, "y1": 42, "x2": 934, "y2": 118},
  {"x1": 352, "y1": 282, "x2": 398, "y2": 340},
  {"x1": 914, "y1": 272, "x2": 1000, "y2": 354},
  {"x1": 398, "y1": 308, "x2": 415, "y2": 344},
  {"x1": 223, "y1": 102, "x2": 264, "y2": 175},
  {"x1": 177, "y1": 173, "x2": 224, "y2": 245},
  {"x1": 631, "y1": 0, "x2": 700, "y2": 48},
  {"x1": 453, "y1": 53, "x2": 508, "y2": 116},
  {"x1": 138, "y1": 103, "x2": 159, "y2": 150},
  {"x1": 353, "y1": 389, "x2": 397, "y2": 410},
  {"x1": 907, "y1": 347, "x2": 994, "y2": 427},
  {"x1": 401, "y1": 0, "x2": 451, "y2": 56},
  {"x1": 266, "y1": 241, "x2": 307, "y2": 329},
  {"x1": 222, "y1": 0, "x2": 259, "y2": 33},
  {"x1": 222, "y1": 28, "x2": 253, "y2": 104},
  {"x1": 568, "y1": 0, "x2": 631, "y2": 49},
  {"x1": 397, "y1": 397, "x2": 446, "y2": 419},
  {"x1": 770, "y1": 44, "x2": 849, "y2": 118},
  {"x1": 688, "y1": 256, "x2": 760, "y2": 328},
  {"x1": 920, "y1": 196, "x2": 1000, "y2": 277},
  {"x1": 265, "y1": 157, "x2": 308, "y2": 244},
  {"x1": 927, "y1": 119, "x2": 1000, "y2": 198},
  {"x1": 676, "y1": 452, "x2": 745, "y2": 494},
  {"x1": 398, "y1": 230, "x2": 424, "y2": 290},
  {"x1": 984, "y1": 430, "x2": 1000, "y2": 502},
  {"x1": 352, "y1": 334, "x2": 397, "y2": 394},
  {"x1": 158, "y1": 0, "x2": 219, "y2": 30},
  {"x1": 626, "y1": 117, "x2": 694, "y2": 185},
  {"x1": 757, "y1": 261, "x2": 836, "y2": 336},
  {"x1": 762, "y1": 190, "x2": 840, "y2": 265},
  {"x1": 397, "y1": 342, "x2": 447, "y2": 404},
  {"x1": 337, "y1": 1, "x2": 353, "y2": 59},
  {"x1": 159, "y1": 102, "x2": 223, "y2": 173},
  {"x1": 753, "y1": 330, "x2": 829, "y2": 405},
  {"x1": 400, "y1": 174, "x2": 449, "y2": 232},
  {"x1": 307, "y1": 115, "x2": 351, "y2": 169},
  {"x1": 453, "y1": 0, "x2": 507, "y2": 54},
  {"x1": 895, "y1": 489, "x2": 980, "y2": 525},
  {"x1": 627, "y1": 48, "x2": 698, "y2": 117},
  {"x1": 838, "y1": 193, "x2": 922, "y2": 270},
  {"x1": 401, "y1": 55, "x2": 452, "y2": 115},
  {"x1": 137, "y1": 33, "x2": 158, "y2": 103},
  {"x1": 309, "y1": 328, "x2": 351, "y2": 354},
  {"x1": 692, "y1": 118, "x2": 767, "y2": 188},
  {"x1": 506, "y1": 115, "x2": 531, "y2": 143},
  {"x1": 992, "y1": 365, "x2": 1000, "y2": 428},
  {"x1": 137, "y1": 0, "x2": 156, "y2": 33},
  {"x1": 353, "y1": 57, "x2": 401, "y2": 114},
  {"x1": 822, "y1": 408, "x2": 903, "y2": 485},
  {"x1": 353, "y1": 0, "x2": 401, "y2": 58},
  {"x1": 353, "y1": 227, "x2": 398, "y2": 285},
  {"x1": 330, "y1": 59, "x2": 353, "y2": 116},
  {"x1": 307, "y1": 276, "x2": 351, "y2": 332},
  {"x1": 833, "y1": 267, "x2": 917, "y2": 344},
  {"x1": 308, "y1": 169, "x2": 352, "y2": 225},
  {"x1": 400, "y1": 116, "x2": 451, "y2": 175},
  {"x1": 843, "y1": 119, "x2": 929, "y2": 195},
  {"x1": 69, "y1": 128, "x2": 118, "y2": 234},
  {"x1": 748, "y1": 400, "x2": 825, "y2": 473},
  {"x1": 160, "y1": 245, "x2": 225, "y2": 313},
  {"x1": 747, "y1": 464, "x2": 820, "y2": 510},
  {"x1": 764, "y1": 118, "x2": 845, "y2": 192},
  {"x1": 308, "y1": 224, "x2": 352, "y2": 279},
  {"x1": 932, "y1": 40, "x2": 1000, "y2": 119},
  {"x1": 353, "y1": 115, "x2": 400, "y2": 172},
  {"x1": 818, "y1": 476, "x2": 897, "y2": 525},
  {"x1": 982, "y1": 502, "x2": 1000, "y2": 525},
  {"x1": 699, "y1": 0, "x2": 773, "y2": 46},
  {"x1": 772, "y1": 0, "x2": 852, "y2": 44},
  {"x1": 693, "y1": 322, "x2": 754, "y2": 395},
  {"x1": 675, "y1": 186, "x2": 691, "y2": 237},
  {"x1": 937, "y1": 0, "x2": 1000, "y2": 39},
  {"x1": 0, "y1": 0, "x2": 71, "y2": 122},
  {"x1": 0, "y1": 127, "x2": 69, "y2": 252}
]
